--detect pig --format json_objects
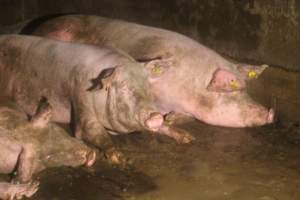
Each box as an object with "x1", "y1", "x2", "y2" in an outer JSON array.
[
  {"x1": 24, "y1": 15, "x2": 274, "y2": 127},
  {"x1": 0, "y1": 97, "x2": 96, "y2": 200},
  {"x1": 0, "y1": 35, "x2": 193, "y2": 164}
]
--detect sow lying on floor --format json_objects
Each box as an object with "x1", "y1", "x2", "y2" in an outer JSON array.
[
  {"x1": 0, "y1": 34, "x2": 193, "y2": 165},
  {"x1": 27, "y1": 14, "x2": 274, "y2": 127}
]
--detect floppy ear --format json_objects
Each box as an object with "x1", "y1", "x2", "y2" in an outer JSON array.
[
  {"x1": 207, "y1": 68, "x2": 246, "y2": 92},
  {"x1": 237, "y1": 64, "x2": 268, "y2": 80},
  {"x1": 30, "y1": 96, "x2": 52, "y2": 128},
  {"x1": 87, "y1": 67, "x2": 115, "y2": 92}
]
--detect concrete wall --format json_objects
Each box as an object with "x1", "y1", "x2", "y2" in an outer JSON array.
[{"x1": 0, "y1": 0, "x2": 299, "y2": 71}]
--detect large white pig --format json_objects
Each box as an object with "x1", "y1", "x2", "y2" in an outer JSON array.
[{"x1": 25, "y1": 15, "x2": 274, "y2": 127}]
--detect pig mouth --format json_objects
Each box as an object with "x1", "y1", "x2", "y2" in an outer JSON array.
[
  {"x1": 192, "y1": 107, "x2": 275, "y2": 128},
  {"x1": 246, "y1": 107, "x2": 275, "y2": 127}
]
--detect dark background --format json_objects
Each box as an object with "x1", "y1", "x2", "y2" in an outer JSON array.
[{"x1": 0, "y1": 0, "x2": 299, "y2": 72}]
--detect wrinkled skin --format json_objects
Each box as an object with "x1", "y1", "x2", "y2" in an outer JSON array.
[
  {"x1": 28, "y1": 15, "x2": 274, "y2": 127},
  {"x1": 0, "y1": 35, "x2": 193, "y2": 164},
  {"x1": 0, "y1": 99, "x2": 96, "y2": 200}
]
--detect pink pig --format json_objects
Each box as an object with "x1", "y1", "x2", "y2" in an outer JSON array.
[{"x1": 25, "y1": 15, "x2": 274, "y2": 127}]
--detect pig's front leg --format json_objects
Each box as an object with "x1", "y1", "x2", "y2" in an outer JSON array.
[
  {"x1": 0, "y1": 182, "x2": 39, "y2": 200},
  {"x1": 14, "y1": 144, "x2": 37, "y2": 183},
  {"x1": 72, "y1": 96, "x2": 126, "y2": 165},
  {"x1": 157, "y1": 124, "x2": 195, "y2": 144},
  {"x1": 164, "y1": 112, "x2": 194, "y2": 125},
  {"x1": 142, "y1": 110, "x2": 194, "y2": 144}
]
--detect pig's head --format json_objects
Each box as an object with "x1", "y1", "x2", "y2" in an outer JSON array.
[
  {"x1": 88, "y1": 60, "x2": 164, "y2": 132},
  {"x1": 141, "y1": 46, "x2": 274, "y2": 127}
]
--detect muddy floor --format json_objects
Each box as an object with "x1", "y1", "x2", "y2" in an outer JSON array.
[{"x1": 18, "y1": 119, "x2": 299, "y2": 200}]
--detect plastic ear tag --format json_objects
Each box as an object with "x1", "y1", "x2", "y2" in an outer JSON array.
[
  {"x1": 152, "y1": 64, "x2": 163, "y2": 75},
  {"x1": 248, "y1": 70, "x2": 258, "y2": 79},
  {"x1": 230, "y1": 80, "x2": 240, "y2": 90}
]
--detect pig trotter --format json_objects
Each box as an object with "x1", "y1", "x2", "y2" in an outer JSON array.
[
  {"x1": 75, "y1": 118, "x2": 127, "y2": 166},
  {"x1": 0, "y1": 181, "x2": 39, "y2": 200},
  {"x1": 84, "y1": 149, "x2": 97, "y2": 167},
  {"x1": 103, "y1": 147, "x2": 129, "y2": 167},
  {"x1": 158, "y1": 125, "x2": 195, "y2": 144}
]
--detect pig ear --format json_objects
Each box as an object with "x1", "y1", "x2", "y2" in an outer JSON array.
[
  {"x1": 207, "y1": 68, "x2": 246, "y2": 92},
  {"x1": 137, "y1": 57, "x2": 173, "y2": 78},
  {"x1": 30, "y1": 96, "x2": 52, "y2": 128},
  {"x1": 87, "y1": 67, "x2": 115, "y2": 92},
  {"x1": 237, "y1": 64, "x2": 268, "y2": 80}
]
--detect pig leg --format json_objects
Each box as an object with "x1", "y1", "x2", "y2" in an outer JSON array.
[
  {"x1": 71, "y1": 95, "x2": 126, "y2": 165},
  {"x1": 164, "y1": 112, "x2": 194, "y2": 125},
  {"x1": 144, "y1": 112, "x2": 194, "y2": 143},
  {"x1": 0, "y1": 182, "x2": 39, "y2": 200},
  {"x1": 74, "y1": 115, "x2": 126, "y2": 165},
  {"x1": 157, "y1": 124, "x2": 195, "y2": 144},
  {"x1": 14, "y1": 144, "x2": 37, "y2": 183}
]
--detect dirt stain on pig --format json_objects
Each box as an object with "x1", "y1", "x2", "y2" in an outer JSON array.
[{"x1": 198, "y1": 95, "x2": 215, "y2": 111}]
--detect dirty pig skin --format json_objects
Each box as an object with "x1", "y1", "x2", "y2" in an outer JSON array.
[
  {"x1": 0, "y1": 98, "x2": 96, "y2": 200},
  {"x1": 27, "y1": 15, "x2": 275, "y2": 127},
  {"x1": 0, "y1": 35, "x2": 194, "y2": 163}
]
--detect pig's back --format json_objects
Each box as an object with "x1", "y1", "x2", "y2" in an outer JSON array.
[{"x1": 0, "y1": 35, "x2": 135, "y2": 122}]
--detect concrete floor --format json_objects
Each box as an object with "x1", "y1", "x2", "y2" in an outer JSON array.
[{"x1": 30, "y1": 119, "x2": 300, "y2": 200}]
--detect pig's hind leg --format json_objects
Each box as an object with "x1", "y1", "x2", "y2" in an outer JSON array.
[
  {"x1": 0, "y1": 181, "x2": 39, "y2": 200},
  {"x1": 14, "y1": 143, "x2": 37, "y2": 183}
]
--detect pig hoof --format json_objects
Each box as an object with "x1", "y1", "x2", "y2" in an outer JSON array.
[
  {"x1": 176, "y1": 131, "x2": 195, "y2": 144},
  {"x1": 105, "y1": 148, "x2": 129, "y2": 167},
  {"x1": 85, "y1": 150, "x2": 97, "y2": 167},
  {"x1": 10, "y1": 181, "x2": 39, "y2": 200}
]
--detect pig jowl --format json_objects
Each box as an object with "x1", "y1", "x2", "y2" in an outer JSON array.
[{"x1": 26, "y1": 14, "x2": 274, "y2": 127}]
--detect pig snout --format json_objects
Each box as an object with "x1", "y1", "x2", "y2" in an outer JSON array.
[
  {"x1": 145, "y1": 112, "x2": 164, "y2": 131},
  {"x1": 192, "y1": 99, "x2": 275, "y2": 128},
  {"x1": 138, "y1": 110, "x2": 164, "y2": 131},
  {"x1": 242, "y1": 105, "x2": 275, "y2": 127}
]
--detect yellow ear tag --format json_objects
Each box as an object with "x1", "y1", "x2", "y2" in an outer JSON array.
[
  {"x1": 248, "y1": 70, "x2": 258, "y2": 79},
  {"x1": 230, "y1": 80, "x2": 240, "y2": 90},
  {"x1": 152, "y1": 64, "x2": 163, "y2": 75}
]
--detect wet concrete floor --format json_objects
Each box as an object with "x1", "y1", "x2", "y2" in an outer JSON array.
[{"x1": 22, "y1": 119, "x2": 299, "y2": 200}]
